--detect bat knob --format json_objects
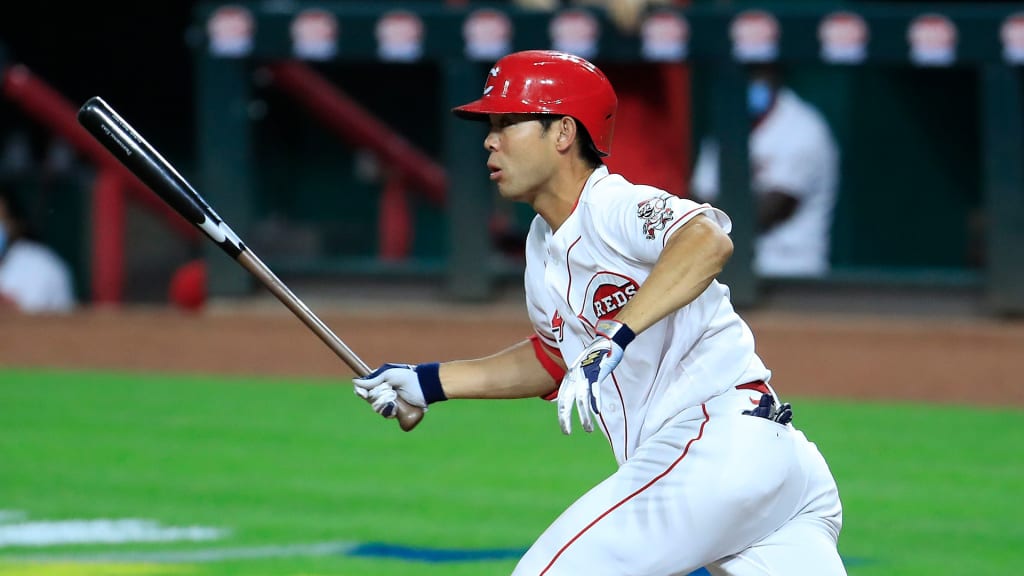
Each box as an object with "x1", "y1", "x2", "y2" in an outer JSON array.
[{"x1": 396, "y1": 400, "x2": 425, "y2": 431}]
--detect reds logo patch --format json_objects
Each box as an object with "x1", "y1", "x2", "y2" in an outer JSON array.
[
  {"x1": 581, "y1": 272, "x2": 639, "y2": 326},
  {"x1": 637, "y1": 195, "x2": 675, "y2": 240}
]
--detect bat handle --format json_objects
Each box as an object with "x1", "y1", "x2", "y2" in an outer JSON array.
[
  {"x1": 236, "y1": 252, "x2": 425, "y2": 431},
  {"x1": 327, "y1": 338, "x2": 426, "y2": 433}
]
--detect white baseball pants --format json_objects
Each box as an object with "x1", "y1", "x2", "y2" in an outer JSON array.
[{"x1": 513, "y1": 387, "x2": 846, "y2": 576}]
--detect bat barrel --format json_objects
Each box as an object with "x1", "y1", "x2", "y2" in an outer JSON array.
[
  {"x1": 77, "y1": 96, "x2": 424, "y2": 432},
  {"x1": 77, "y1": 97, "x2": 244, "y2": 259}
]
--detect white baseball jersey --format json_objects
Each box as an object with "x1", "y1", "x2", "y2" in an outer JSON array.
[
  {"x1": 0, "y1": 240, "x2": 75, "y2": 313},
  {"x1": 515, "y1": 166, "x2": 845, "y2": 575},
  {"x1": 691, "y1": 88, "x2": 839, "y2": 278},
  {"x1": 525, "y1": 165, "x2": 769, "y2": 465}
]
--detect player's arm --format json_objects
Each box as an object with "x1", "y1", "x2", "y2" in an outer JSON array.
[
  {"x1": 614, "y1": 214, "x2": 733, "y2": 334},
  {"x1": 441, "y1": 338, "x2": 563, "y2": 400},
  {"x1": 353, "y1": 337, "x2": 565, "y2": 418}
]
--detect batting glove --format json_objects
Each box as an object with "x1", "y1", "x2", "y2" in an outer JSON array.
[
  {"x1": 743, "y1": 393, "x2": 794, "y2": 425},
  {"x1": 353, "y1": 363, "x2": 447, "y2": 418},
  {"x1": 558, "y1": 320, "x2": 635, "y2": 435}
]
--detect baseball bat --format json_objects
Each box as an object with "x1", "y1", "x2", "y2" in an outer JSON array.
[{"x1": 77, "y1": 96, "x2": 424, "y2": 432}]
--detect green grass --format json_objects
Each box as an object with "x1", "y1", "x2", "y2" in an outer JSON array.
[{"x1": 1, "y1": 368, "x2": 1022, "y2": 575}]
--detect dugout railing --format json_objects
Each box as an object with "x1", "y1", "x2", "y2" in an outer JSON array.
[
  {"x1": 191, "y1": 2, "x2": 1024, "y2": 314},
  {"x1": 1, "y1": 59, "x2": 201, "y2": 304}
]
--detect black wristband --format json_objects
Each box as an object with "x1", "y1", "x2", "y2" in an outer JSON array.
[
  {"x1": 611, "y1": 323, "x2": 636, "y2": 349},
  {"x1": 416, "y1": 362, "x2": 447, "y2": 404}
]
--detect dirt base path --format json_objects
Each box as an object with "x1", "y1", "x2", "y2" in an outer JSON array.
[{"x1": 2, "y1": 302, "x2": 1022, "y2": 407}]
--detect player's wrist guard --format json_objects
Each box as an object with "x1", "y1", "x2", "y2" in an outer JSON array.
[
  {"x1": 595, "y1": 319, "x2": 636, "y2": 350},
  {"x1": 414, "y1": 362, "x2": 448, "y2": 404}
]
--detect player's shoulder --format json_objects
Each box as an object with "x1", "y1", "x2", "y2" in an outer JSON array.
[
  {"x1": 589, "y1": 172, "x2": 661, "y2": 204},
  {"x1": 587, "y1": 172, "x2": 704, "y2": 212}
]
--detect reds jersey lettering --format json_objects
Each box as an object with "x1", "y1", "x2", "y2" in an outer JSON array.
[
  {"x1": 581, "y1": 272, "x2": 639, "y2": 326},
  {"x1": 592, "y1": 280, "x2": 637, "y2": 319}
]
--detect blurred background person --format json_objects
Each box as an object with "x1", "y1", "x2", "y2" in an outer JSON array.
[
  {"x1": 514, "y1": 0, "x2": 689, "y2": 193},
  {"x1": 690, "y1": 63, "x2": 840, "y2": 279},
  {"x1": 0, "y1": 186, "x2": 75, "y2": 313}
]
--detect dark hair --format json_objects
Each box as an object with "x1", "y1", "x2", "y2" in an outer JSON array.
[{"x1": 537, "y1": 116, "x2": 604, "y2": 169}]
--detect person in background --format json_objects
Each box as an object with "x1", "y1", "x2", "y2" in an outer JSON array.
[
  {"x1": 514, "y1": 0, "x2": 689, "y2": 196},
  {"x1": 691, "y1": 63, "x2": 840, "y2": 278},
  {"x1": 0, "y1": 186, "x2": 75, "y2": 313}
]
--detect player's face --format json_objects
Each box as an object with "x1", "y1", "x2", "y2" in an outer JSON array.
[{"x1": 484, "y1": 114, "x2": 559, "y2": 203}]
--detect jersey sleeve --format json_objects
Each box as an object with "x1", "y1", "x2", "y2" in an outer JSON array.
[{"x1": 595, "y1": 186, "x2": 732, "y2": 265}]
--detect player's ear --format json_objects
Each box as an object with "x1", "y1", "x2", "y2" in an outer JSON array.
[{"x1": 556, "y1": 116, "x2": 577, "y2": 153}]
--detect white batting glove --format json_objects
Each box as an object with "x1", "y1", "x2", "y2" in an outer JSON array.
[
  {"x1": 354, "y1": 382, "x2": 401, "y2": 417},
  {"x1": 353, "y1": 363, "x2": 446, "y2": 418},
  {"x1": 558, "y1": 320, "x2": 636, "y2": 435}
]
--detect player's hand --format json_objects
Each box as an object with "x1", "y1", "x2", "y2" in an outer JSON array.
[
  {"x1": 743, "y1": 393, "x2": 794, "y2": 425},
  {"x1": 353, "y1": 362, "x2": 445, "y2": 418},
  {"x1": 354, "y1": 380, "x2": 401, "y2": 417},
  {"x1": 557, "y1": 320, "x2": 636, "y2": 435}
]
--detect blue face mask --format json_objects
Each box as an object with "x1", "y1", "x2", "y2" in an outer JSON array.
[
  {"x1": 747, "y1": 80, "x2": 775, "y2": 117},
  {"x1": 0, "y1": 222, "x2": 7, "y2": 256}
]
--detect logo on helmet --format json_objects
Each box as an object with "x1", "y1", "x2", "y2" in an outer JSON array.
[
  {"x1": 818, "y1": 11, "x2": 868, "y2": 64},
  {"x1": 464, "y1": 9, "x2": 513, "y2": 61},
  {"x1": 583, "y1": 273, "x2": 639, "y2": 325},
  {"x1": 550, "y1": 9, "x2": 601, "y2": 60},
  {"x1": 637, "y1": 195, "x2": 675, "y2": 240},
  {"x1": 908, "y1": 13, "x2": 957, "y2": 67},
  {"x1": 480, "y1": 65, "x2": 510, "y2": 98},
  {"x1": 207, "y1": 5, "x2": 255, "y2": 58},
  {"x1": 290, "y1": 9, "x2": 338, "y2": 61}
]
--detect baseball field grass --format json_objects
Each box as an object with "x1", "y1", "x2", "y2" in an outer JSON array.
[{"x1": 1, "y1": 367, "x2": 1021, "y2": 576}]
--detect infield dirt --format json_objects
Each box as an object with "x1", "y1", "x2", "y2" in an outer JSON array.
[{"x1": 2, "y1": 293, "x2": 1021, "y2": 408}]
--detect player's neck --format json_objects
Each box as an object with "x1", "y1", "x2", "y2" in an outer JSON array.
[{"x1": 533, "y1": 166, "x2": 595, "y2": 232}]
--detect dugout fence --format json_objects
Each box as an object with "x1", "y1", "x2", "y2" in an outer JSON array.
[{"x1": 192, "y1": 2, "x2": 1024, "y2": 314}]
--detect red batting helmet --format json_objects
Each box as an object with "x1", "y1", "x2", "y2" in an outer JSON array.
[{"x1": 452, "y1": 50, "x2": 618, "y2": 156}]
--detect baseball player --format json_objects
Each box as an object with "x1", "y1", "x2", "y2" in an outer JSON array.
[{"x1": 354, "y1": 50, "x2": 845, "y2": 575}]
